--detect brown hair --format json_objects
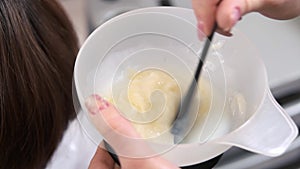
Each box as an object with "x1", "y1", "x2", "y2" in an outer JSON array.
[{"x1": 0, "y1": 0, "x2": 78, "y2": 168}]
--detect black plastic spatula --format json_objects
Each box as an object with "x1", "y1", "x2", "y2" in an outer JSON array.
[{"x1": 171, "y1": 24, "x2": 217, "y2": 144}]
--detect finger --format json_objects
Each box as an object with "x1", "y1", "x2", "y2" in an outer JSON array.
[
  {"x1": 216, "y1": 0, "x2": 264, "y2": 32},
  {"x1": 216, "y1": 27, "x2": 233, "y2": 36},
  {"x1": 88, "y1": 143, "x2": 115, "y2": 169},
  {"x1": 120, "y1": 156, "x2": 179, "y2": 169},
  {"x1": 85, "y1": 94, "x2": 139, "y2": 138},
  {"x1": 114, "y1": 164, "x2": 120, "y2": 169},
  {"x1": 255, "y1": 0, "x2": 300, "y2": 19},
  {"x1": 192, "y1": 0, "x2": 220, "y2": 36},
  {"x1": 85, "y1": 95, "x2": 179, "y2": 168},
  {"x1": 85, "y1": 94, "x2": 154, "y2": 158}
]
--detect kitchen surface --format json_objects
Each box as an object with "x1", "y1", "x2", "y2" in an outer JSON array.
[{"x1": 59, "y1": 0, "x2": 300, "y2": 168}]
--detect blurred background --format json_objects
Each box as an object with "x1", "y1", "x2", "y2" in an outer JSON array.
[{"x1": 59, "y1": 0, "x2": 300, "y2": 168}]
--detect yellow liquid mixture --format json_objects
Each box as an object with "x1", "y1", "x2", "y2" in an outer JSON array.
[{"x1": 114, "y1": 68, "x2": 212, "y2": 141}]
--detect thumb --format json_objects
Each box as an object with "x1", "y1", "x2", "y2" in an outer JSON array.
[
  {"x1": 85, "y1": 94, "x2": 179, "y2": 169},
  {"x1": 85, "y1": 94, "x2": 139, "y2": 138},
  {"x1": 85, "y1": 94, "x2": 147, "y2": 157}
]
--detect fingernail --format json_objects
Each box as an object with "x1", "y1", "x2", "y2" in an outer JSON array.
[
  {"x1": 231, "y1": 7, "x2": 241, "y2": 26},
  {"x1": 224, "y1": 7, "x2": 241, "y2": 32},
  {"x1": 197, "y1": 21, "x2": 205, "y2": 40},
  {"x1": 85, "y1": 94, "x2": 110, "y2": 115}
]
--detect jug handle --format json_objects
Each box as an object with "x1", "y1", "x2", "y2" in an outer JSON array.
[{"x1": 216, "y1": 89, "x2": 298, "y2": 156}]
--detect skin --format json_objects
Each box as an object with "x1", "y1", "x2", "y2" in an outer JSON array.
[
  {"x1": 88, "y1": 144, "x2": 120, "y2": 169},
  {"x1": 192, "y1": 0, "x2": 300, "y2": 36},
  {"x1": 85, "y1": 95, "x2": 179, "y2": 169}
]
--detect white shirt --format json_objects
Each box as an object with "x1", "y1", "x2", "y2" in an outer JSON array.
[{"x1": 46, "y1": 111, "x2": 101, "y2": 169}]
